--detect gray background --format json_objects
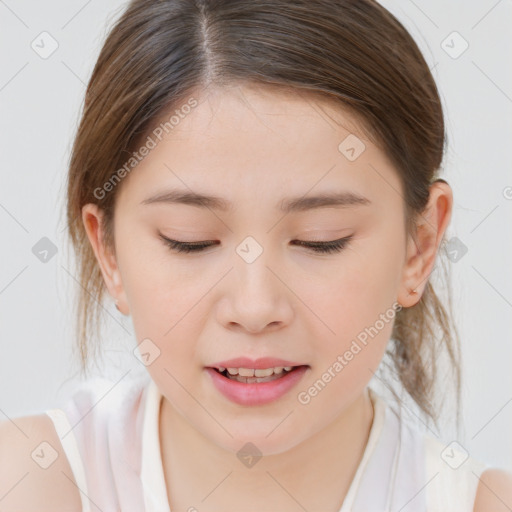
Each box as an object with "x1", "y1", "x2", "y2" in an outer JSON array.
[{"x1": 1, "y1": 0, "x2": 511, "y2": 471}]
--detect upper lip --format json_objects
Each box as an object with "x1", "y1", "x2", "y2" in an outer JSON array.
[{"x1": 207, "y1": 357, "x2": 306, "y2": 370}]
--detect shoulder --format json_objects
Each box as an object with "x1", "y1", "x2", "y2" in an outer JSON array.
[
  {"x1": 472, "y1": 467, "x2": 512, "y2": 512},
  {"x1": 378, "y1": 399, "x2": 512, "y2": 512},
  {"x1": 0, "y1": 413, "x2": 82, "y2": 512},
  {"x1": 422, "y1": 433, "x2": 512, "y2": 511}
]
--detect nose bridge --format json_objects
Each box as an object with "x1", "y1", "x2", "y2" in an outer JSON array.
[{"x1": 233, "y1": 234, "x2": 278, "y2": 294}]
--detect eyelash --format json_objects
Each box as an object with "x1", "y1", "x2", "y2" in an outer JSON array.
[{"x1": 159, "y1": 235, "x2": 353, "y2": 254}]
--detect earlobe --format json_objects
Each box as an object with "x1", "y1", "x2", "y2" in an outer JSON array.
[
  {"x1": 81, "y1": 203, "x2": 128, "y2": 314},
  {"x1": 397, "y1": 180, "x2": 453, "y2": 308},
  {"x1": 397, "y1": 235, "x2": 424, "y2": 308}
]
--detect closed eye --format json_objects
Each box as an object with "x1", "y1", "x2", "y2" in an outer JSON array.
[{"x1": 159, "y1": 235, "x2": 353, "y2": 254}]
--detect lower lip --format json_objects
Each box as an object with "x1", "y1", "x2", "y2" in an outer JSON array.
[{"x1": 205, "y1": 366, "x2": 309, "y2": 406}]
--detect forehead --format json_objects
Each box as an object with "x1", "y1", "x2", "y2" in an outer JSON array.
[{"x1": 116, "y1": 83, "x2": 403, "y2": 211}]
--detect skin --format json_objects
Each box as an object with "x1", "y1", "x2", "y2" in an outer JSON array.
[{"x1": 82, "y1": 82, "x2": 453, "y2": 511}]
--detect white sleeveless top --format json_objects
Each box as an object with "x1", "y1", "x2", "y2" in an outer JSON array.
[{"x1": 44, "y1": 375, "x2": 489, "y2": 511}]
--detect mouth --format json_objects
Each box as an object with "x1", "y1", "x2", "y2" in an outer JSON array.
[
  {"x1": 204, "y1": 357, "x2": 310, "y2": 405},
  {"x1": 205, "y1": 364, "x2": 310, "y2": 406},
  {"x1": 210, "y1": 365, "x2": 308, "y2": 384}
]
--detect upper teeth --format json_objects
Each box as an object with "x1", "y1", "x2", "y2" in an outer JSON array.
[{"x1": 219, "y1": 366, "x2": 293, "y2": 377}]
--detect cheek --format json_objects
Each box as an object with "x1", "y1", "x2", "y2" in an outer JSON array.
[
  {"x1": 306, "y1": 222, "x2": 405, "y2": 371},
  {"x1": 117, "y1": 224, "x2": 191, "y2": 312},
  {"x1": 115, "y1": 234, "x2": 206, "y2": 369}
]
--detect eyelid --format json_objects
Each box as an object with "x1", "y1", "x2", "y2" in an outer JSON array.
[{"x1": 158, "y1": 233, "x2": 353, "y2": 255}]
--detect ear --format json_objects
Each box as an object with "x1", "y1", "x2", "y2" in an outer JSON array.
[
  {"x1": 81, "y1": 203, "x2": 129, "y2": 315},
  {"x1": 397, "y1": 180, "x2": 453, "y2": 307}
]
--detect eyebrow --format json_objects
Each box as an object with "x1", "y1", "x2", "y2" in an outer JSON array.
[{"x1": 140, "y1": 189, "x2": 371, "y2": 213}]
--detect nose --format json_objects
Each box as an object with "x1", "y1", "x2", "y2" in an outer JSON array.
[{"x1": 217, "y1": 250, "x2": 294, "y2": 335}]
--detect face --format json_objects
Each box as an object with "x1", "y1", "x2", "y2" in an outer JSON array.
[{"x1": 83, "y1": 83, "x2": 442, "y2": 455}]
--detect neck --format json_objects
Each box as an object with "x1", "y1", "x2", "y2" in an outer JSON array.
[{"x1": 159, "y1": 388, "x2": 375, "y2": 512}]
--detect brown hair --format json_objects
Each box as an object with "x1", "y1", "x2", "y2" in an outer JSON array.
[{"x1": 65, "y1": 0, "x2": 461, "y2": 432}]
